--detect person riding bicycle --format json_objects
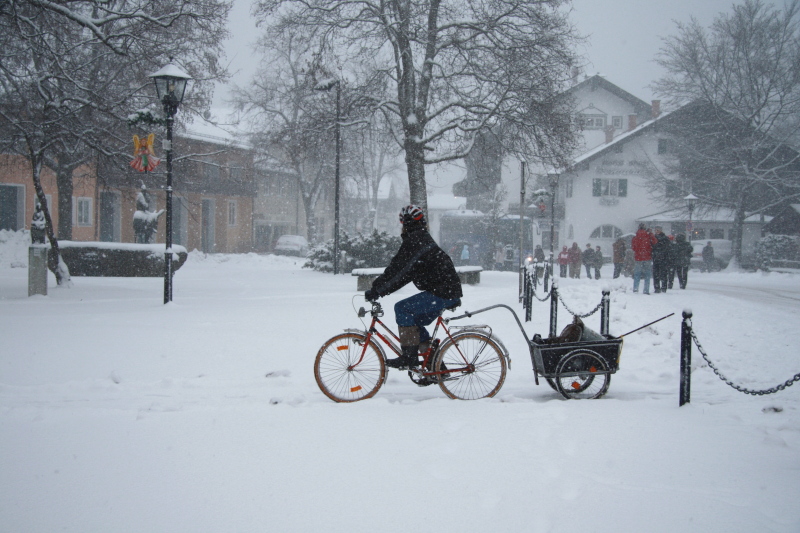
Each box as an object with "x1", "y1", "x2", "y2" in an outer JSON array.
[{"x1": 364, "y1": 204, "x2": 463, "y2": 369}]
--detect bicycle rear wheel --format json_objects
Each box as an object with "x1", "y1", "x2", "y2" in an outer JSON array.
[
  {"x1": 314, "y1": 333, "x2": 386, "y2": 402},
  {"x1": 434, "y1": 333, "x2": 507, "y2": 400}
]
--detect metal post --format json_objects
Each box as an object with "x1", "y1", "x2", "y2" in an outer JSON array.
[
  {"x1": 333, "y1": 82, "x2": 341, "y2": 275},
  {"x1": 163, "y1": 113, "x2": 174, "y2": 304},
  {"x1": 524, "y1": 267, "x2": 532, "y2": 322},
  {"x1": 680, "y1": 310, "x2": 693, "y2": 406},
  {"x1": 549, "y1": 280, "x2": 558, "y2": 338},
  {"x1": 518, "y1": 161, "x2": 526, "y2": 301},
  {"x1": 600, "y1": 290, "x2": 610, "y2": 336},
  {"x1": 549, "y1": 175, "x2": 558, "y2": 275}
]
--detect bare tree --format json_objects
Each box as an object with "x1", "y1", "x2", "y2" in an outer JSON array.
[
  {"x1": 254, "y1": 0, "x2": 581, "y2": 214},
  {"x1": 652, "y1": 0, "x2": 800, "y2": 265},
  {"x1": 0, "y1": 0, "x2": 230, "y2": 283},
  {"x1": 232, "y1": 25, "x2": 336, "y2": 243}
]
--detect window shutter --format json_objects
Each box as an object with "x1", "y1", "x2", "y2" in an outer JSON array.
[
  {"x1": 592, "y1": 179, "x2": 601, "y2": 197},
  {"x1": 618, "y1": 179, "x2": 627, "y2": 197}
]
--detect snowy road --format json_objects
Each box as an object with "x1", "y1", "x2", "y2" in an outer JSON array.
[{"x1": 1, "y1": 233, "x2": 799, "y2": 533}]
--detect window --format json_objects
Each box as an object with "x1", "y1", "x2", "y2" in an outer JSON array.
[
  {"x1": 565, "y1": 177, "x2": 574, "y2": 198},
  {"x1": 204, "y1": 162, "x2": 220, "y2": 180},
  {"x1": 568, "y1": 224, "x2": 574, "y2": 239},
  {"x1": 590, "y1": 224, "x2": 623, "y2": 239},
  {"x1": 228, "y1": 200, "x2": 237, "y2": 226},
  {"x1": 76, "y1": 197, "x2": 93, "y2": 227},
  {"x1": 230, "y1": 167, "x2": 243, "y2": 181},
  {"x1": 710, "y1": 228, "x2": 725, "y2": 239},
  {"x1": 612, "y1": 116, "x2": 623, "y2": 129},
  {"x1": 658, "y1": 139, "x2": 669, "y2": 154},
  {"x1": 592, "y1": 178, "x2": 627, "y2": 197},
  {"x1": 579, "y1": 114, "x2": 606, "y2": 129}
]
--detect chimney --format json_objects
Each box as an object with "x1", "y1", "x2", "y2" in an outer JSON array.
[
  {"x1": 571, "y1": 66, "x2": 580, "y2": 86},
  {"x1": 651, "y1": 100, "x2": 661, "y2": 119},
  {"x1": 628, "y1": 114, "x2": 637, "y2": 131},
  {"x1": 605, "y1": 125, "x2": 615, "y2": 144}
]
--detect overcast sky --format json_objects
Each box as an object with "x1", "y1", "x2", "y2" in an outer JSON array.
[
  {"x1": 211, "y1": 0, "x2": 784, "y2": 190},
  {"x1": 214, "y1": 0, "x2": 783, "y2": 110}
]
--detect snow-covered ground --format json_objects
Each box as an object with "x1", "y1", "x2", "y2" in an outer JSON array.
[{"x1": 1, "y1": 229, "x2": 799, "y2": 533}]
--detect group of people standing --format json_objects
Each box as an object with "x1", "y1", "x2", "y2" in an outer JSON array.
[
  {"x1": 553, "y1": 223, "x2": 696, "y2": 293},
  {"x1": 629, "y1": 223, "x2": 693, "y2": 294},
  {"x1": 557, "y1": 242, "x2": 604, "y2": 279}
]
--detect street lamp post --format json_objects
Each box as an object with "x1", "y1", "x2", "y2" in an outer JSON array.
[
  {"x1": 314, "y1": 79, "x2": 341, "y2": 275},
  {"x1": 684, "y1": 193, "x2": 698, "y2": 243},
  {"x1": 149, "y1": 63, "x2": 191, "y2": 304},
  {"x1": 518, "y1": 160, "x2": 527, "y2": 301},
  {"x1": 549, "y1": 174, "x2": 559, "y2": 273}
]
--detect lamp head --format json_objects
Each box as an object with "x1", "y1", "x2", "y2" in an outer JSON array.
[{"x1": 149, "y1": 63, "x2": 192, "y2": 115}]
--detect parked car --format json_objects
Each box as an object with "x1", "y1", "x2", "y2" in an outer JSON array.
[
  {"x1": 691, "y1": 239, "x2": 732, "y2": 271},
  {"x1": 273, "y1": 235, "x2": 309, "y2": 256}
]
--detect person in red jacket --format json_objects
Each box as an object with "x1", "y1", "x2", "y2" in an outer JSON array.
[
  {"x1": 630, "y1": 223, "x2": 657, "y2": 294},
  {"x1": 557, "y1": 246, "x2": 569, "y2": 278}
]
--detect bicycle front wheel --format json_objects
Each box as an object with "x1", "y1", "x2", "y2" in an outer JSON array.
[
  {"x1": 314, "y1": 333, "x2": 387, "y2": 403},
  {"x1": 434, "y1": 333, "x2": 507, "y2": 400}
]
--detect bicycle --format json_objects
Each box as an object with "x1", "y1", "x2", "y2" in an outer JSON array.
[{"x1": 314, "y1": 299, "x2": 509, "y2": 402}]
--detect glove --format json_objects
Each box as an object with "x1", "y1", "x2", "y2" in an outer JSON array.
[{"x1": 364, "y1": 289, "x2": 378, "y2": 302}]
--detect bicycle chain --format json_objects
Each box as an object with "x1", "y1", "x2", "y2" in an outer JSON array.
[{"x1": 690, "y1": 329, "x2": 800, "y2": 396}]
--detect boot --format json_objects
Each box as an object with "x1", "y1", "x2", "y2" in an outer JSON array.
[
  {"x1": 386, "y1": 345, "x2": 420, "y2": 369},
  {"x1": 386, "y1": 327, "x2": 420, "y2": 369}
]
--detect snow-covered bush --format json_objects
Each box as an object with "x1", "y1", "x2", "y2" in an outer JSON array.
[
  {"x1": 754, "y1": 234, "x2": 800, "y2": 270},
  {"x1": 304, "y1": 230, "x2": 401, "y2": 273}
]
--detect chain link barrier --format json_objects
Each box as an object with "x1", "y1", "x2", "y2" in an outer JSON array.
[
  {"x1": 556, "y1": 291, "x2": 604, "y2": 319},
  {"x1": 690, "y1": 328, "x2": 800, "y2": 396}
]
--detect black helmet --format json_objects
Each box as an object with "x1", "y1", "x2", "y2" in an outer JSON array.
[{"x1": 399, "y1": 204, "x2": 425, "y2": 226}]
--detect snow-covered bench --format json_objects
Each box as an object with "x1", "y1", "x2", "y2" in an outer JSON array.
[{"x1": 351, "y1": 265, "x2": 482, "y2": 291}]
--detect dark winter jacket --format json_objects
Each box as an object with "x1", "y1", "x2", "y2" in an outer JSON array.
[
  {"x1": 568, "y1": 244, "x2": 582, "y2": 264},
  {"x1": 702, "y1": 244, "x2": 715, "y2": 262},
  {"x1": 652, "y1": 232, "x2": 672, "y2": 264},
  {"x1": 631, "y1": 229, "x2": 657, "y2": 261},
  {"x1": 671, "y1": 235, "x2": 693, "y2": 267},
  {"x1": 371, "y1": 227, "x2": 463, "y2": 300},
  {"x1": 582, "y1": 247, "x2": 595, "y2": 266},
  {"x1": 612, "y1": 238, "x2": 626, "y2": 264}
]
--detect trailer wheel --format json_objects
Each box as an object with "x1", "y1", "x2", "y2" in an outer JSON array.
[{"x1": 554, "y1": 350, "x2": 610, "y2": 399}]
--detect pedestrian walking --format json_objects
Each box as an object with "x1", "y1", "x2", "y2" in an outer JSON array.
[
  {"x1": 582, "y1": 243, "x2": 595, "y2": 279},
  {"x1": 557, "y1": 246, "x2": 569, "y2": 278},
  {"x1": 651, "y1": 226, "x2": 672, "y2": 293},
  {"x1": 612, "y1": 237, "x2": 626, "y2": 279},
  {"x1": 568, "y1": 242, "x2": 582, "y2": 278},
  {"x1": 593, "y1": 245, "x2": 603, "y2": 279},
  {"x1": 533, "y1": 244, "x2": 546, "y2": 279},
  {"x1": 702, "y1": 241, "x2": 715, "y2": 272},
  {"x1": 631, "y1": 223, "x2": 657, "y2": 294},
  {"x1": 671, "y1": 233, "x2": 693, "y2": 289},
  {"x1": 623, "y1": 248, "x2": 635, "y2": 277}
]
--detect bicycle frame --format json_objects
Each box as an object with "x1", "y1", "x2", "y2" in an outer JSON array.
[{"x1": 350, "y1": 302, "x2": 475, "y2": 377}]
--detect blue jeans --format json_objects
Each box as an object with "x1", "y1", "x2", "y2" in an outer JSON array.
[
  {"x1": 633, "y1": 260, "x2": 652, "y2": 293},
  {"x1": 395, "y1": 292, "x2": 461, "y2": 343}
]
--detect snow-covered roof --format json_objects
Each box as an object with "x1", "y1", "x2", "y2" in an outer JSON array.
[
  {"x1": 181, "y1": 113, "x2": 250, "y2": 150},
  {"x1": 637, "y1": 207, "x2": 772, "y2": 224},
  {"x1": 442, "y1": 209, "x2": 484, "y2": 218},
  {"x1": 427, "y1": 195, "x2": 466, "y2": 211}
]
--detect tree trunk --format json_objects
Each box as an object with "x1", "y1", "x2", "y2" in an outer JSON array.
[
  {"x1": 731, "y1": 200, "x2": 746, "y2": 268},
  {"x1": 29, "y1": 155, "x2": 71, "y2": 286},
  {"x1": 404, "y1": 134, "x2": 427, "y2": 213},
  {"x1": 56, "y1": 159, "x2": 76, "y2": 240}
]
